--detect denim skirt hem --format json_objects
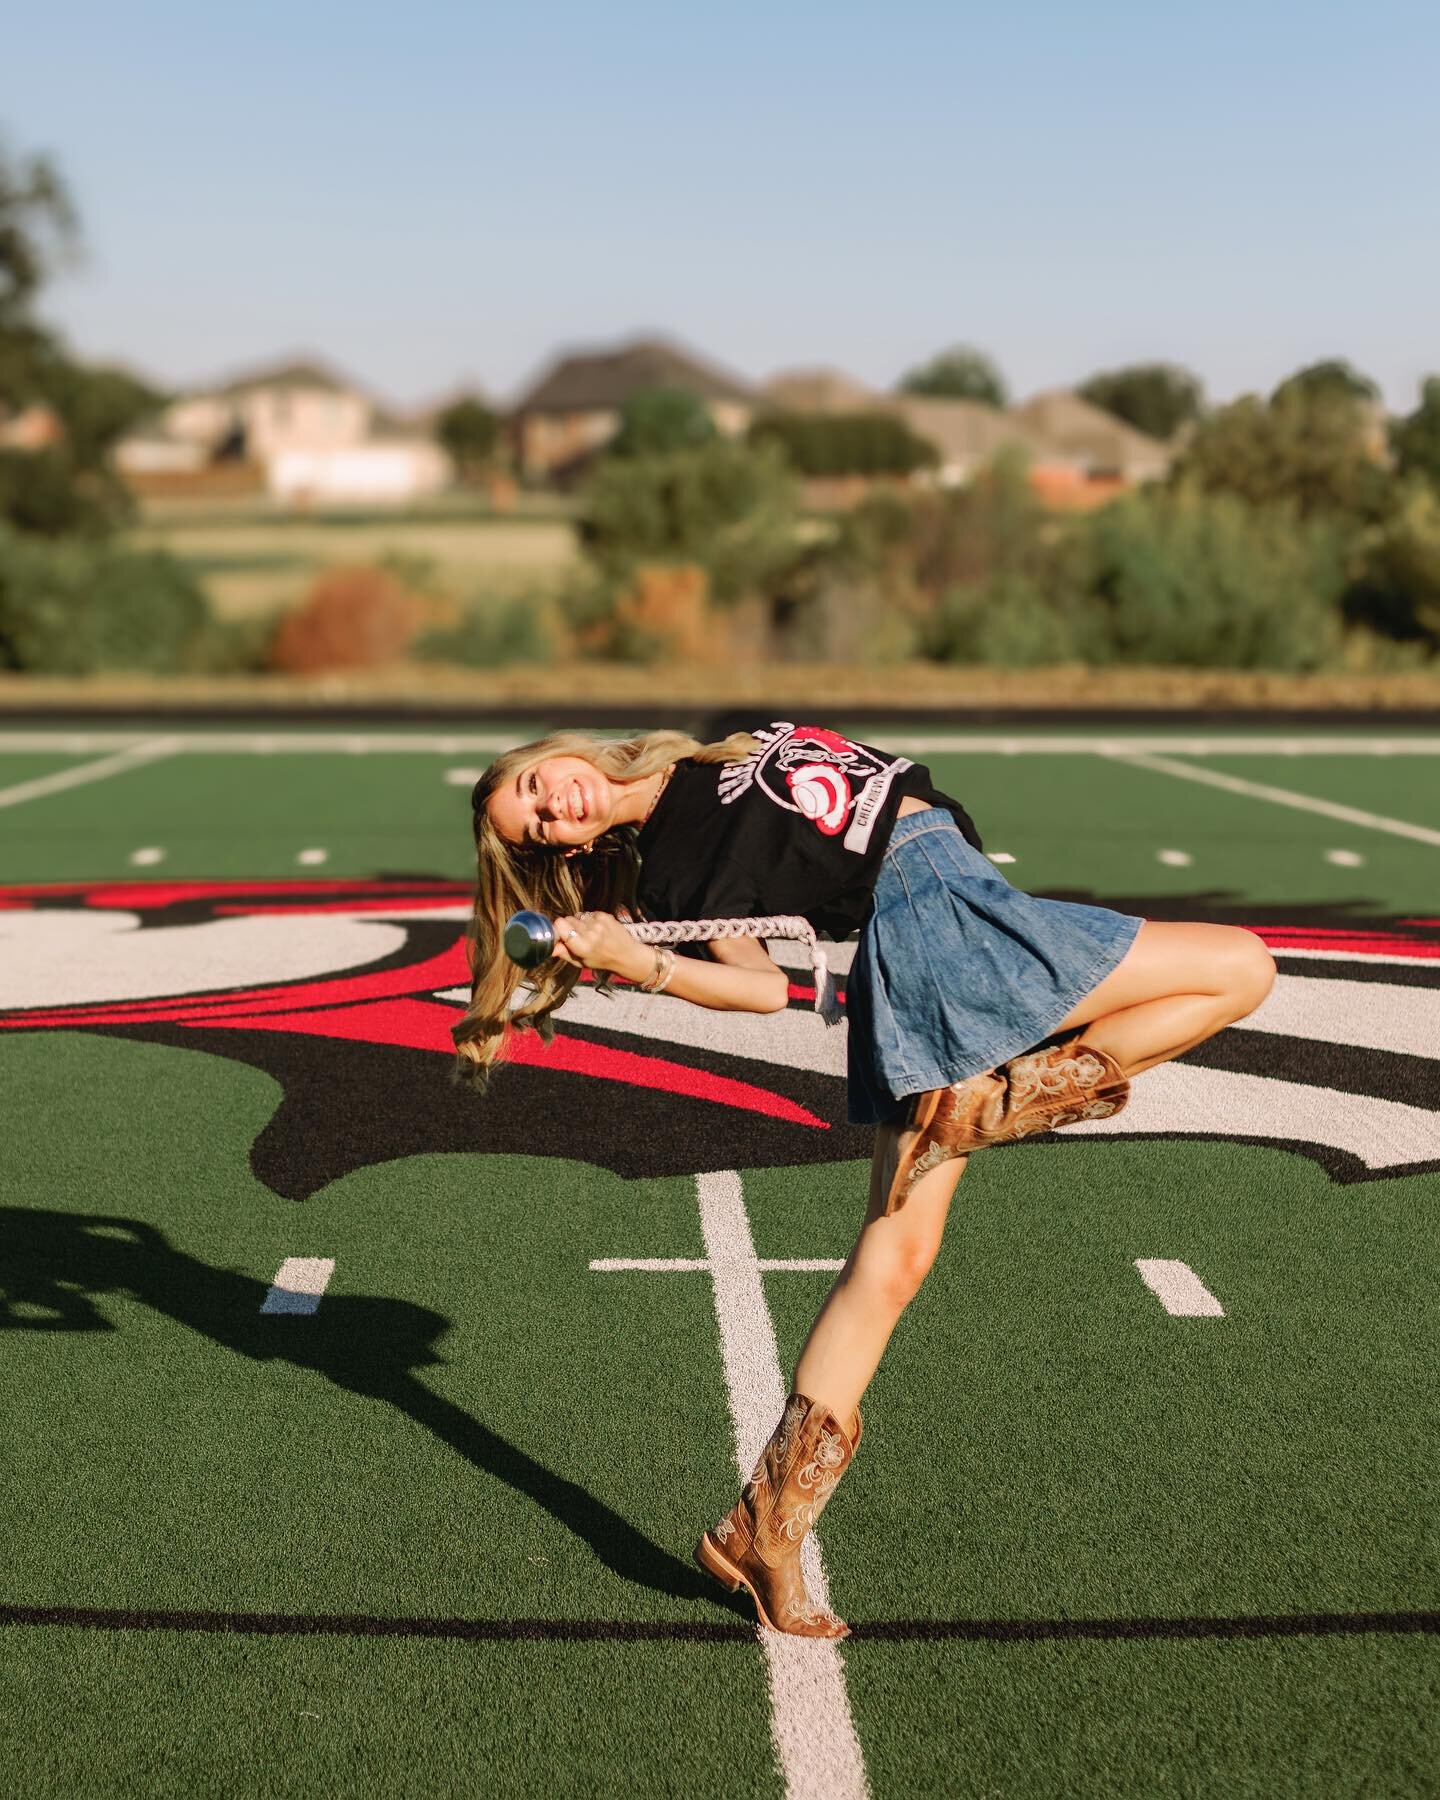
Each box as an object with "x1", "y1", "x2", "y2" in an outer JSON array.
[{"x1": 846, "y1": 809, "x2": 1143, "y2": 1126}]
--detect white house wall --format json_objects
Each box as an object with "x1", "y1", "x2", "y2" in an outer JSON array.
[{"x1": 267, "y1": 443, "x2": 452, "y2": 504}]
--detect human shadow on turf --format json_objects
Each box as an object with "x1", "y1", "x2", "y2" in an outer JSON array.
[{"x1": 0, "y1": 1207, "x2": 738, "y2": 1616}]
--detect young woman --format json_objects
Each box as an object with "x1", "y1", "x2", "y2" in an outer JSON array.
[{"x1": 459, "y1": 722, "x2": 1276, "y2": 1639}]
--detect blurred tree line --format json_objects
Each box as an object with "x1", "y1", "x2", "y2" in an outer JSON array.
[
  {"x1": 568, "y1": 364, "x2": 1440, "y2": 671},
  {"x1": 4, "y1": 128, "x2": 1440, "y2": 681},
  {"x1": 0, "y1": 134, "x2": 243, "y2": 673}
]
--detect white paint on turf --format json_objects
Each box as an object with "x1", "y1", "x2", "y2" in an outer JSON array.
[
  {"x1": 1237, "y1": 975, "x2": 1440, "y2": 1061},
  {"x1": 296, "y1": 848, "x2": 329, "y2": 866},
  {"x1": 3, "y1": 730, "x2": 1440, "y2": 757},
  {"x1": 1063, "y1": 1059, "x2": 1440, "y2": 1174},
  {"x1": 1108, "y1": 750, "x2": 1440, "y2": 848},
  {"x1": 1157, "y1": 848, "x2": 1192, "y2": 866},
  {"x1": 260, "y1": 1257, "x2": 336, "y2": 1315},
  {"x1": 444, "y1": 767, "x2": 486, "y2": 786},
  {"x1": 986, "y1": 851, "x2": 1016, "y2": 864},
  {"x1": 882, "y1": 735, "x2": 1440, "y2": 756},
  {"x1": 128, "y1": 847, "x2": 166, "y2": 866},
  {"x1": 695, "y1": 1170, "x2": 868, "y2": 1800},
  {"x1": 1325, "y1": 848, "x2": 1365, "y2": 867},
  {"x1": 0, "y1": 737, "x2": 180, "y2": 811},
  {"x1": 556, "y1": 983, "x2": 849, "y2": 1078},
  {"x1": 0, "y1": 911, "x2": 408, "y2": 1009},
  {"x1": 1134, "y1": 1259, "x2": 1225, "y2": 1317}
]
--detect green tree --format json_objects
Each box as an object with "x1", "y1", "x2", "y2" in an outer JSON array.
[
  {"x1": 606, "y1": 385, "x2": 718, "y2": 459},
  {"x1": 1390, "y1": 377, "x2": 1440, "y2": 490},
  {"x1": 0, "y1": 526, "x2": 210, "y2": 672},
  {"x1": 897, "y1": 344, "x2": 1008, "y2": 407},
  {"x1": 1081, "y1": 488, "x2": 1347, "y2": 669},
  {"x1": 747, "y1": 410, "x2": 939, "y2": 477},
  {"x1": 435, "y1": 395, "x2": 499, "y2": 478},
  {"x1": 1345, "y1": 481, "x2": 1440, "y2": 652},
  {"x1": 0, "y1": 139, "x2": 77, "y2": 329},
  {"x1": 1168, "y1": 391, "x2": 1387, "y2": 523},
  {"x1": 578, "y1": 439, "x2": 795, "y2": 602},
  {"x1": 40, "y1": 355, "x2": 163, "y2": 464},
  {"x1": 1077, "y1": 363, "x2": 1203, "y2": 441},
  {"x1": 0, "y1": 134, "x2": 158, "y2": 534},
  {"x1": 1272, "y1": 358, "x2": 1379, "y2": 409}
]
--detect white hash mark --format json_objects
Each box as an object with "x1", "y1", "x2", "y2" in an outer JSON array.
[
  {"x1": 1134, "y1": 1258, "x2": 1225, "y2": 1318},
  {"x1": 260, "y1": 1257, "x2": 336, "y2": 1316}
]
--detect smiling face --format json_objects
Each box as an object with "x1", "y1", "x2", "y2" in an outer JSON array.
[{"x1": 485, "y1": 753, "x2": 616, "y2": 849}]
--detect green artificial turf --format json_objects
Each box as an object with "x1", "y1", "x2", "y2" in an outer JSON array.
[
  {"x1": 2, "y1": 739, "x2": 1437, "y2": 914},
  {"x1": 0, "y1": 753, "x2": 95, "y2": 790},
  {"x1": 2, "y1": 726, "x2": 1438, "y2": 1795},
  {"x1": 0, "y1": 1629, "x2": 777, "y2": 1799},
  {"x1": 920, "y1": 749, "x2": 1437, "y2": 915}
]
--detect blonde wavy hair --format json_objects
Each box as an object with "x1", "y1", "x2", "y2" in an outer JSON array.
[{"x1": 454, "y1": 728, "x2": 759, "y2": 1085}]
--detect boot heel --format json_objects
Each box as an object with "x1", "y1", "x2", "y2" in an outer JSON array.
[{"x1": 695, "y1": 1532, "x2": 742, "y2": 1592}]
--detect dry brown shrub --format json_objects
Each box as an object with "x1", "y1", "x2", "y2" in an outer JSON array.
[
  {"x1": 613, "y1": 562, "x2": 714, "y2": 659},
  {"x1": 269, "y1": 565, "x2": 428, "y2": 673}
]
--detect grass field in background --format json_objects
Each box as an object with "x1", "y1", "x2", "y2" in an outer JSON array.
[
  {"x1": 130, "y1": 503, "x2": 581, "y2": 619},
  {"x1": 1, "y1": 722, "x2": 1436, "y2": 1797}
]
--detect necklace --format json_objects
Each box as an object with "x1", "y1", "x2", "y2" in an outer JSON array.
[{"x1": 642, "y1": 765, "x2": 675, "y2": 824}]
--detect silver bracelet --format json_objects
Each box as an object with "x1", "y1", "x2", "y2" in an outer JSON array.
[{"x1": 639, "y1": 946, "x2": 675, "y2": 993}]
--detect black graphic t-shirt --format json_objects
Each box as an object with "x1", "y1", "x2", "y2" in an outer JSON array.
[{"x1": 635, "y1": 721, "x2": 983, "y2": 940}]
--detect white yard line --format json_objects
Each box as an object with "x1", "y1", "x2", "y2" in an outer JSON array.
[
  {"x1": 0, "y1": 731, "x2": 528, "y2": 755},
  {"x1": 1134, "y1": 1260, "x2": 1225, "y2": 1318},
  {"x1": 259, "y1": 1256, "x2": 336, "y2": 1316},
  {"x1": 2, "y1": 730, "x2": 1440, "y2": 757},
  {"x1": 1108, "y1": 750, "x2": 1440, "y2": 848},
  {"x1": 695, "y1": 1171, "x2": 868, "y2": 1800},
  {"x1": 0, "y1": 736, "x2": 181, "y2": 812},
  {"x1": 880, "y1": 735, "x2": 1440, "y2": 756}
]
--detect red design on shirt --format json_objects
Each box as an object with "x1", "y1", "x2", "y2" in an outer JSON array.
[{"x1": 786, "y1": 762, "x2": 852, "y2": 834}]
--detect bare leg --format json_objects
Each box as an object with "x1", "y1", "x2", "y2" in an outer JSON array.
[
  {"x1": 791, "y1": 923, "x2": 1275, "y2": 1422},
  {"x1": 791, "y1": 1137, "x2": 966, "y2": 1424},
  {"x1": 1051, "y1": 920, "x2": 1276, "y2": 1076}
]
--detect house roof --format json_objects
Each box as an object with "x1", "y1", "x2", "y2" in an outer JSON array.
[
  {"x1": 759, "y1": 367, "x2": 880, "y2": 413},
  {"x1": 511, "y1": 335, "x2": 756, "y2": 414},
  {"x1": 1009, "y1": 389, "x2": 1172, "y2": 473},
  {"x1": 208, "y1": 355, "x2": 366, "y2": 399},
  {"x1": 885, "y1": 395, "x2": 1058, "y2": 465}
]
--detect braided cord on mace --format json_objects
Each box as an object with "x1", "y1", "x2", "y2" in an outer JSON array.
[{"x1": 503, "y1": 909, "x2": 844, "y2": 1023}]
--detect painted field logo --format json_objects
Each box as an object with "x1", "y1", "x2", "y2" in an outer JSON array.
[{"x1": 1, "y1": 881, "x2": 1436, "y2": 1197}]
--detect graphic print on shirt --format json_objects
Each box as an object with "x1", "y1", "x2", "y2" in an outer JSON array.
[{"x1": 716, "y1": 723, "x2": 913, "y2": 854}]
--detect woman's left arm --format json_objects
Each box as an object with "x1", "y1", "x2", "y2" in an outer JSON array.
[{"x1": 552, "y1": 912, "x2": 790, "y2": 1014}]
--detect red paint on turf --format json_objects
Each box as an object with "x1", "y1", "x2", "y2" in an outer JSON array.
[
  {"x1": 1252, "y1": 925, "x2": 1440, "y2": 959},
  {"x1": 194, "y1": 997, "x2": 829, "y2": 1127}
]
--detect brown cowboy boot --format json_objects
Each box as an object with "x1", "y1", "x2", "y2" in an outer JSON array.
[
  {"x1": 695, "y1": 1392, "x2": 861, "y2": 1638},
  {"x1": 1002, "y1": 1037, "x2": 1130, "y2": 1136},
  {"x1": 884, "y1": 1037, "x2": 1130, "y2": 1213}
]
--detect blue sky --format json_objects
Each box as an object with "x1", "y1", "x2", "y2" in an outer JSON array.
[{"x1": 7, "y1": 0, "x2": 1438, "y2": 411}]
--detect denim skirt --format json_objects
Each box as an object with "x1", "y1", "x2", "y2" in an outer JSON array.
[{"x1": 846, "y1": 808, "x2": 1143, "y2": 1125}]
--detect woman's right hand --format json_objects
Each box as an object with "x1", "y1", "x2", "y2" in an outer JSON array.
[{"x1": 551, "y1": 911, "x2": 650, "y2": 983}]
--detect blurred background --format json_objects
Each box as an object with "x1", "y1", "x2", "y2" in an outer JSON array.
[{"x1": 3, "y1": 0, "x2": 1439, "y2": 706}]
